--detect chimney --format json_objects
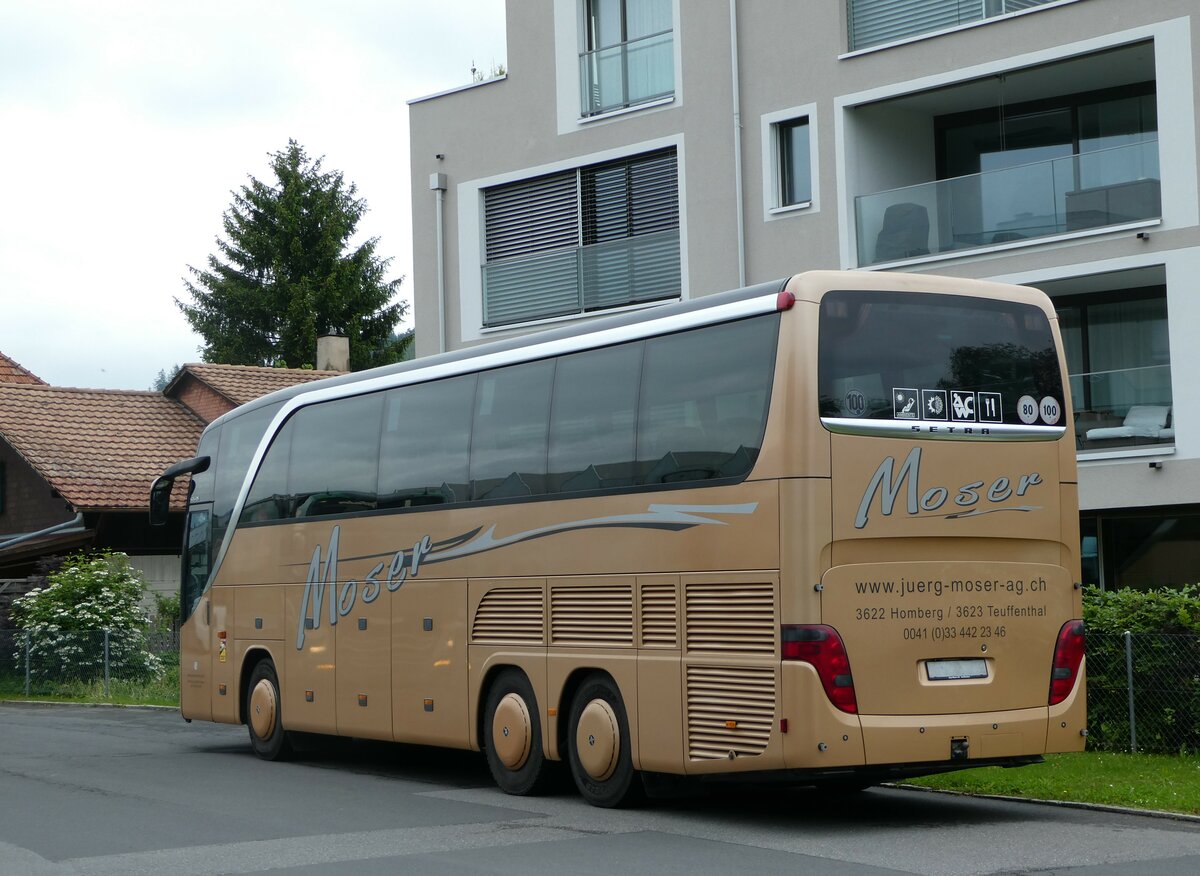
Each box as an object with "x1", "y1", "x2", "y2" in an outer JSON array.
[{"x1": 316, "y1": 329, "x2": 350, "y2": 372}]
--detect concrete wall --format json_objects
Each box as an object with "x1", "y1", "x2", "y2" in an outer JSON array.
[{"x1": 408, "y1": 0, "x2": 1200, "y2": 516}]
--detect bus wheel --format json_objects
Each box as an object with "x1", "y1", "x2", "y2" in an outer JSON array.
[
  {"x1": 567, "y1": 676, "x2": 642, "y2": 808},
  {"x1": 483, "y1": 669, "x2": 549, "y2": 795},
  {"x1": 246, "y1": 659, "x2": 292, "y2": 761}
]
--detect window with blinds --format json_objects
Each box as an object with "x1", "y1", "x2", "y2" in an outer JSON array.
[
  {"x1": 848, "y1": 0, "x2": 1060, "y2": 52},
  {"x1": 482, "y1": 148, "x2": 680, "y2": 328}
]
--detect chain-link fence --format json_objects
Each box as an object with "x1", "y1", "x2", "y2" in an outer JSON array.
[
  {"x1": 4, "y1": 626, "x2": 1197, "y2": 752},
  {"x1": 0, "y1": 628, "x2": 179, "y2": 699},
  {"x1": 1086, "y1": 631, "x2": 1200, "y2": 754}
]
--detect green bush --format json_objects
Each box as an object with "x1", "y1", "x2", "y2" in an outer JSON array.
[
  {"x1": 152, "y1": 591, "x2": 181, "y2": 631},
  {"x1": 10, "y1": 551, "x2": 162, "y2": 682},
  {"x1": 1082, "y1": 585, "x2": 1200, "y2": 754},
  {"x1": 1083, "y1": 584, "x2": 1200, "y2": 634}
]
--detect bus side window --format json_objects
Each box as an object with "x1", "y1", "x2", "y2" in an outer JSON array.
[
  {"x1": 243, "y1": 422, "x2": 294, "y2": 522},
  {"x1": 289, "y1": 394, "x2": 383, "y2": 518},
  {"x1": 548, "y1": 343, "x2": 642, "y2": 493},
  {"x1": 637, "y1": 316, "x2": 777, "y2": 484},
  {"x1": 182, "y1": 506, "x2": 211, "y2": 620},
  {"x1": 378, "y1": 375, "x2": 475, "y2": 509},
  {"x1": 470, "y1": 361, "x2": 554, "y2": 501}
]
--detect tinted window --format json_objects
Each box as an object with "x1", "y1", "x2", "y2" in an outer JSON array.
[
  {"x1": 188, "y1": 428, "x2": 219, "y2": 505},
  {"x1": 212, "y1": 404, "x2": 281, "y2": 546},
  {"x1": 549, "y1": 343, "x2": 642, "y2": 493},
  {"x1": 243, "y1": 420, "x2": 294, "y2": 522},
  {"x1": 378, "y1": 375, "x2": 476, "y2": 508},
  {"x1": 182, "y1": 507, "x2": 211, "y2": 620},
  {"x1": 818, "y1": 290, "x2": 1065, "y2": 428},
  {"x1": 637, "y1": 316, "x2": 778, "y2": 484},
  {"x1": 470, "y1": 361, "x2": 554, "y2": 500},
  {"x1": 289, "y1": 394, "x2": 383, "y2": 518}
]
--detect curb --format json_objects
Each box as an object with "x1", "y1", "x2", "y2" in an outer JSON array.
[
  {"x1": 0, "y1": 699, "x2": 177, "y2": 712},
  {"x1": 889, "y1": 782, "x2": 1200, "y2": 824}
]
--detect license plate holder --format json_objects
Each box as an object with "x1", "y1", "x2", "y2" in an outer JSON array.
[{"x1": 926, "y1": 658, "x2": 988, "y2": 681}]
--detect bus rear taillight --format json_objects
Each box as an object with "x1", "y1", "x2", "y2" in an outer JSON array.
[
  {"x1": 782, "y1": 624, "x2": 858, "y2": 714},
  {"x1": 1049, "y1": 620, "x2": 1086, "y2": 705}
]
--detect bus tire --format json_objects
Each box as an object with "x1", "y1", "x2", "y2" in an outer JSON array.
[
  {"x1": 566, "y1": 675, "x2": 642, "y2": 808},
  {"x1": 483, "y1": 669, "x2": 549, "y2": 796},
  {"x1": 246, "y1": 659, "x2": 292, "y2": 761}
]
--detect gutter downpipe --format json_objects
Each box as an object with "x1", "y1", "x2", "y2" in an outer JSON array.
[
  {"x1": 0, "y1": 512, "x2": 85, "y2": 552},
  {"x1": 430, "y1": 172, "x2": 449, "y2": 353},
  {"x1": 730, "y1": 0, "x2": 746, "y2": 287}
]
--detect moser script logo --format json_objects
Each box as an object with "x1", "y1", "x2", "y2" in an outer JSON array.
[
  {"x1": 293, "y1": 503, "x2": 758, "y2": 648},
  {"x1": 854, "y1": 447, "x2": 1043, "y2": 529}
]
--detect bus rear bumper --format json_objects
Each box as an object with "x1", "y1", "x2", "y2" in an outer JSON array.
[
  {"x1": 860, "y1": 707, "x2": 1049, "y2": 764},
  {"x1": 690, "y1": 754, "x2": 1044, "y2": 788}
]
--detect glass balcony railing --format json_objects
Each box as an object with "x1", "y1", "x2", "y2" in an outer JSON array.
[
  {"x1": 579, "y1": 30, "x2": 674, "y2": 117},
  {"x1": 1071, "y1": 364, "x2": 1173, "y2": 452},
  {"x1": 849, "y1": 0, "x2": 1060, "y2": 51},
  {"x1": 856, "y1": 140, "x2": 1160, "y2": 266},
  {"x1": 482, "y1": 229, "x2": 681, "y2": 328}
]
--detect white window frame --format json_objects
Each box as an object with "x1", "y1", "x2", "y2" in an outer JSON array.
[
  {"x1": 457, "y1": 135, "x2": 689, "y2": 344},
  {"x1": 834, "y1": 17, "x2": 1198, "y2": 269},
  {"x1": 840, "y1": 0, "x2": 1085, "y2": 59},
  {"x1": 553, "y1": 0, "x2": 682, "y2": 135},
  {"x1": 761, "y1": 103, "x2": 819, "y2": 222},
  {"x1": 987, "y1": 247, "x2": 1200, "y2": 471}
]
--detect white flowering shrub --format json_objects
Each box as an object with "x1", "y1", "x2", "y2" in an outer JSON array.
[{"x1": 11, "y1": 551, "x2": 163, "y2": 681}]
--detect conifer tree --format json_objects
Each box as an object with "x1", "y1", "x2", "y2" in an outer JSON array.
[{"x1": 178, "y1": 141, "x2": 408, "y2": 370}]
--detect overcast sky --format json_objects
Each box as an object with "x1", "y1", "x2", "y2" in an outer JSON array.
[{"x1": 0, "y1": 1, "x2": 507, "y2": 390}]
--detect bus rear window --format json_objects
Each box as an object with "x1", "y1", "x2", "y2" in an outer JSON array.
[{"x1": 818, "y1": 290, "x2": 1064, "y2": 430}]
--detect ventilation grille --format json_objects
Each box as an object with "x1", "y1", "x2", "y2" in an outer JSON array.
[
  {"x1": 686, "y1": 664, "x2": 775, "y2": 760},
  {"x1": 471, "y1": 587, "x2": 544, "y2": 644},
  {"x1": 550, "y1": 584, "x2": 633, "y2": 647},
  {"x1": 685, "y1": 582, "x2": 775, "y2": 653},
  {"x1": 640, "y1": 583, "x2": 678, "y2": 648}
]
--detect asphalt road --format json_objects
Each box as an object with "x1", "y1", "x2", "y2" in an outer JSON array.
[{"x1": 1, "y1": 703, "x2": 1198, "y2": 876}]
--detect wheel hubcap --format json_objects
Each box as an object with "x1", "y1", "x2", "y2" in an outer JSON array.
[
  {"x1": 576, "y1": 699, "x2": 619, "y2": 781},
  {"x1": 492, "y1": 693, "x2": 532, "y2": 770},
  {"x1": 249, "y1": 679, "x2": 277, "y2": 740}
]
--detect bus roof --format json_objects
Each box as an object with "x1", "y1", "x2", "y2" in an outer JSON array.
[{"x1": 204, "y1": 276, "x2": 789, "y2": 431}]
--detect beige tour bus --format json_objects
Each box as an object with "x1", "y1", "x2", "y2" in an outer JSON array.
[{"x1": 151, "y1": 270, "x2": 1086, "y2": 807}]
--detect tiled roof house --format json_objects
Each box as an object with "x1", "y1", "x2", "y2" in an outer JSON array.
[
  {"x1": 0, "y1": 352, "x2": 47, "y2": 386},
  {"x1": 0, "y1": 359, "x2": 345, "y2": 601}
]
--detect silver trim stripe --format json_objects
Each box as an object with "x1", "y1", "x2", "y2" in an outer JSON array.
[{"x1": 822, "y1": 417, "x2": 1067, "y2": 441}]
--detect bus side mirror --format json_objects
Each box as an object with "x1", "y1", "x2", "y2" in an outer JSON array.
[
  {"x1": 149, "y1": 476, "x2": 173, "y2": 526},
  {"x1": 149, "y1": 455, "x2": 210, "y2": 526}
]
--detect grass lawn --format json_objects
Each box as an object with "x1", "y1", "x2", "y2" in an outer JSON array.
[
  {"x1": 903, "y1": 751, "x2": 1200, "y2": 816},
  {"x1": 0, "y1": 662, "x2": 180, "y2": 708}
]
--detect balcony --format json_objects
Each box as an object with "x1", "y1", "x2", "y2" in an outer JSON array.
[
  {"x1": 856, "y1": 140, "x2": 1160, "y2": 265},
  {"x1": 482, "y1": 229, "x2": 680, "y2": 328},
  {"x1": 848, "y1": 0, "x2": 1062, "y2": 52},
  {"x1": 579, "y1": 30, "x2": 673, "y2": 117},
  {"x1": 1072, "y1": 364, "x2": 1173, "y2": 453}
]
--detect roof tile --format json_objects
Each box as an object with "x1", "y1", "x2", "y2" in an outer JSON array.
[
  {"x1": 177, "y1": 363, "x2": 343, "y2": 406},
  {"x1": 0, "y1": 352, "x2": 47, "y2": 385},
  {"x1": 0, "y1": 385, "x2": 204, "y2": 511}
]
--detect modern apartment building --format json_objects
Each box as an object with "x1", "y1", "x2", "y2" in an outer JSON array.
[{"x1": 407, "y1": 0, "x2": 1200, "y2": 590}]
